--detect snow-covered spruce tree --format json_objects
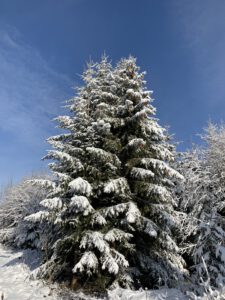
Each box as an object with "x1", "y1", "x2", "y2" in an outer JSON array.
[
  {"x1": 26, "y1": 57, "x2": 130, "y2": 291},
  {"x1": 26, "y1": 56, "x2": 186, "y2": 291}
]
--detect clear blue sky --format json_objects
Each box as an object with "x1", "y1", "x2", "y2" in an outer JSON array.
[{"x1": 0, "y1": 0, "x2": 225, "y2": 186}]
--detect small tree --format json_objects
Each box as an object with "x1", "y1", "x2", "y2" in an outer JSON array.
[
  {"x1": 26, "y1": 56, "x2": 186, "y2": 291},
  {"x1": 0, "y1": 175, "x2": 49, "y2": 249},
  {"x1": 177, "y1": 123, "x2": 225, "y2": 292}
]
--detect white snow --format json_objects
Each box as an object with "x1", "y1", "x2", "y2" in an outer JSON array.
[
  {"x1": 69, "y1": 177, "x2": 92, "y2": 196},
  {"x1": 104, "y1": 229, "x2": 133, "y2": 243},
  {"x1": 0, "y1": 244, "x2": 58, "y2": 300},
  {"x1": 70, "y1": 195, "x2": 94, "y2": 215},
  {"x1": 104, "y1": 177, "x2": 129, "y2": 194},
  {"x1": 101, "y1": 253, "x2": 119, "y2": 274},
  {"x1": 24, "y1": 210, "x2": 50, "y2": 223},
  {"x1": 40, "y1": 197, "x2": 63, "y2": 210},
  {"x1": 126, "y1": 202, "x2": 141, "y2": 223},
  {"x1": 0, "y1": 244, "x2": 200, "y2": 300},
  {"x1": 127, "y1": 138, "x2": 146, "y2": 148},
  {"x1": 108, "y1": 287, "x2": 188, "y2": 300},
  {"x1": 140, "y1": 158, "x2": 184, "y2": 180},
  {"x1": 27, "y1": 179, "x2": 56, "y2": 190},
  {"x1": 80, "y1": 231, "x2": 109, "y2": 253},
  {"x1": 73, "y1": 251, "x2": 98, "y2": 275},
  {"x1": 131, "y1": 167, "x2": 155, "y2": 179},
  {"x1": 91, "y1": 212, "x2": 107, "y2": 226}
]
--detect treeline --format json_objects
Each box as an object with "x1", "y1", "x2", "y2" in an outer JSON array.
[{"x1": 0, "y1": 56, "x2": 225, "y2": 299}]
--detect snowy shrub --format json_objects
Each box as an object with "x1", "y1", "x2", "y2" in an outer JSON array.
[
  {"x1": 0, "y1": 174, "x2": 50, "y2": 250},
  {"x1": 176, "y1": 123, "x2": 225, "y2": 294}
]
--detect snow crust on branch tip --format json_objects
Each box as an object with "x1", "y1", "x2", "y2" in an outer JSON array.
[
  {"x1": 126, "y1": 202, "x2": 141, "y2": 223},
  {"x1": 147, "y1": 184, "x2": 171, "y2": 202},
  {"x1": 80, "y1": 231, "x2": 109, "y2": 253},
  {"x1": 24, "y1": 211, "x2": 49, "y2": 223},
  {"x1": 127, "y1": 138, "x2": 146, "y2": 148},
  {"x1": 104, "y1": 229, "x2": 133, "y2": 243},
  {"x1": 131, "y1": 167, "x2": 155, "y2": 179},
  {"x1": 73, "y1": 251, "x2": 98, "y2": 275},
  {"x1": 91, "y1": 212, "x2": 107, "y2": 226},
  {"x1": 40, "y1": 197, "x2": 63, "y2": 210},
  {"x1": 86, "y1": 147, "x2": 121, "y2": 167},
  {"x1": 26, "y1": 179, "x2": 56, "y2": 190},
  {"x1": 104, "y1": 177, "x2": 129, "y2": 194},
  {"x1": 140, "y1": 158, "x2": 184, "y2": 180},
  {"x1": 68, "y1": 177, "x2": 92, "y2": 196},
  {"x1": 70, "y1": 195, "x2": 94, "y2": 215}
]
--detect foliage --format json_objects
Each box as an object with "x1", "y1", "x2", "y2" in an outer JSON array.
[
  {"x1": 25, "y1": 56, "x2": 186, "y2": 291},
  {"x1": 0, "y1": 175, "x2": 49, "y2": 250}
]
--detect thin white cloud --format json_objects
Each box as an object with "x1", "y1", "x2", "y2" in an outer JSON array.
[{"x1": 0, "y1": 24, "x2": 73, "y2": 146}]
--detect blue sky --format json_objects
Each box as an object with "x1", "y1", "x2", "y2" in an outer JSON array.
[{"x1": 0, "y1": 0, "x2": 225, "y2": 186}]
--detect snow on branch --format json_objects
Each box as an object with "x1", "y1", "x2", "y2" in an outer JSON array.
[
  {"x1": 69, "y1": 195, "x2": 94, "y2": 215},
  {"x1": 126, "y1": 202, "x2": 141, "y2": 224},
  {"x1": 47, "y1": 133, "x2": 71, "y2": 143},
  {"x1": 86, "y1": 147, "x2": 121, "y2": 167},
  {"x1": 46, "y1": 151, "x2": 84, "y2": 172},
  {"x1": 40, "y1": 197, "x2": 63, "y2": 210},
  {"x1": 101, "y1": 250, "x2": 129, "y2": 275},
  {"x1": 68, "y1": 177, "x2": 92, "y2": 196},
  {"x1": 54, "y1": 115, "x2": 74, "y2": 129},
  {"x1": 43, "y1": 150, "x2": 73, "y2": 163},
  {"x1": 133, "y1": 98, "x2": 151, "y2": 112},
  {"x1": 24, "y1": 211, "x2": 49, "y2": 223},
  {"x1": 103, "y1": 203, "x2": 128, "y2": 218},
  {"x1": 104, "y1": 177, "x2": 130, "y2": 194},
  {"x1": 142, "y1": 218, "x2": 158, "y2": 237},
  {"x1": 101, "y1": 253, "x2": 119, "y2": 274},
  {"x1": 53, "y1": 172, "x2": 71, "y2": 182},
  {"x1": 27, "y1": 179, "x2": 56, "y2": 190},
  {"x1": 147, "y1": 184, "x2": 172, "y2": 203},
  {"x1": 145, "y1": 120, "x2": 165, "y2": 137},
  {"x1": 132, "y1": 108, "x2": 153, "y2": 121},
  {"x1": 151, "y1": 144, "x2": 173, "y2": 161},
  {"x1": 102, "y1": 202, "x2": 140, "y2": 224},
  {"x1": 91, "y1": 212, "x2": 107, "y2": 226},
  {"x1": 111, "y1": 249, "x2": 129, "y2": 268},
  {"x1": 140, "y1": 158, "x2": 183, "y2": 180},
  {"x1": 160, "y1": 232, "x2": 179, "y2": 252},
  {"x1": 80, "y1": 231, "x2": 110, "y2": 253},
  {"x1": 127, "y1": 138, "x2": 146, "y2": 149},
  {"x1": 131, "y1": 167, "x2": 154, "y2": 180},
  {"x1": 126, "y1": 89, "x2": 142, "y2": 101},
  {"x1": 92, "y1": 119, "x2": 111, "y2": 134},
  {"x1": 104, "y1": 229, "x2": 133, "y2": 243},
  {"x1": 73, "y1": 251, "x2": 99, "y2": 275}
]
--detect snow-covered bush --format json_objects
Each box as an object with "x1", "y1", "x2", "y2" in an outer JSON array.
[
  {"x1": 176, "y1": 123, "x2": 225, "y2": 294},
  {"x1": 0, "y1": 175, "x2": 49, "y2": 250},
  {"x1": 26, "y1": 56, "x2": 186, "y2": 292}
]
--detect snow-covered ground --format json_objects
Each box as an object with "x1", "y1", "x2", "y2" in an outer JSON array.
[
  {"x1": 0, "y1": 243, "x2": 190, "y2": 300},
  {"x1": 0, "y1": 244, "x2": 58, "y2": 300},
  {"x1": 108, "y1": 287, "x2": 188, "y2": 300}
]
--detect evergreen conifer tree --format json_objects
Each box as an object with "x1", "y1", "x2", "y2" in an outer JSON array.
[{"x1": 26, "y1": 56, "x2": 186, "y2": 291}]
